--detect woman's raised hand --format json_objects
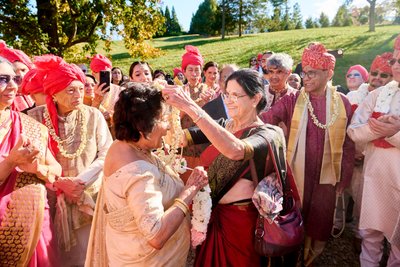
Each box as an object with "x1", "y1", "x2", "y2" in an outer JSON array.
[
  {"x1": 7, "y1": 135, "x2": 40, "y2": 168},
  {"x1": 162, "y1": 85, "x2": 193, "y2": 111},
  {"x1": 186, "y1": 166, "x2": 208, "y2": 190}
]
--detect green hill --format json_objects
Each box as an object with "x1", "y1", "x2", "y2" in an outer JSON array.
[{"x1": 101, "y1": 25, "x2": 400, "y2": 87}]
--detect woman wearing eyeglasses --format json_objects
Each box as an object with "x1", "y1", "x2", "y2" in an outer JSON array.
[
  {"x1": 163, "y1": 69, "x2": 294, "y2": 267},
  {"x1": 28, "y1": 55, "x2": 113, "y2": 266},
  {"x1": 346, "y1": 65, "x2": 369, "y2": 92},
  {"x1": 0, "y1": 56, "x2": 63, "y2": 266}
]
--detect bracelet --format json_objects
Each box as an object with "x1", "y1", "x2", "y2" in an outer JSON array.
[
  {"x1": 193, "y1": 110, "x2": 205, "y2": 124},
  {"x1": 242, "y1": 140, "x2": 254, "y2": 161},
  {"x1": 174, "y1": 198, "x2": 190, "y2": 212},
  {"x1": 173, "y1": 202, "x2": 189, "y2": 217}
]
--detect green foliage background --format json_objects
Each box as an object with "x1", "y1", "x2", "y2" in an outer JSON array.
[{"x1": 97, "y1": 25, "x2": 400, "y2": 87}]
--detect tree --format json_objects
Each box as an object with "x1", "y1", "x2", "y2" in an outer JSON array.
[
  {"x1": 164, "y1": 6, "x2": 172, "y2": 35},
  {"x1": 305, "y1": 17, "x2": 315, "y2": 28},
  {"x1": 190, "y1": 0, "x2": 219, "y2": 35},
  {"x1": 319, "y1": 12, "x2": 330, "y2": 27},
  {"x1": 170, "y1": 7, "x2": 182, "y2": 35},
  {"x1": 0, "y1": 0, "x2": 165, "y2": 59},
  {"x1": 332, "y1": 4, "x2": 353, "y2": 27},
  {"x1": 292, "y1": 3, "x2": 303, "y2": 29},
  {"x1": 367, "y1": 0, "x2": 376, "y2": 31}
]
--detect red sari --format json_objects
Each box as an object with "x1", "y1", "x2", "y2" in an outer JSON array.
[
  {"x1": 0, "y1": 110, "x2": 59, "y2": 266},
  {"x1": 194, "y1": 127, "x2": 263, "y2": 267}
]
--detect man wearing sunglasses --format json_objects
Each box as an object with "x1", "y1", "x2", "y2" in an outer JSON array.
[
  {"x1": 348, "y1": 35, "x2": 400, "y2": 267},
  {"x1": 261, "y1": 42, "x2": 355, "y2": 266}
]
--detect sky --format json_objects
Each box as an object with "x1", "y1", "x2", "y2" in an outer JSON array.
[{"x1": 161, "y1": 0, "x2": 374, "y2": 32}]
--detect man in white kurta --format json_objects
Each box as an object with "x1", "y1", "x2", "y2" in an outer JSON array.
[{"x1": 347, "y1": 35, "x2": 400, "y2": 266}]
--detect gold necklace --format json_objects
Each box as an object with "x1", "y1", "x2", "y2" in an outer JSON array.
[
  {"x1": 225, "y1": 119, "x2": 263, "y2": 133},
  {"x1": 301, "y1": 86, "x2": 340, "y2": 129},
  {"x1": 128, "y1": 142, "x2": 166, "y2": 187},
  {"x1": 44, "y1": 108, "x2": 88, "y2": 159}
]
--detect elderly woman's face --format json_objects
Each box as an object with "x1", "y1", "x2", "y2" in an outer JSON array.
[
  {"x1": 0, "y1": 62, "x2": 18, "y2": 110},
  {"x1": 346, "y1": 70, "x2": 364, "y2": 91},
  {"x1": 130, "y1": 64, "x2": 152, "y2": 84},
  {"x1": 224, "y1": 79, "x2": 258, "y2": 120},
  {"x1": 53, "y1": 80, "x2": 84, "y2": 115}
]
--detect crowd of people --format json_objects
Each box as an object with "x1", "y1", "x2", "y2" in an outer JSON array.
[{"x1": 0, "y1": 33, "x2": 399, "y2": 267}]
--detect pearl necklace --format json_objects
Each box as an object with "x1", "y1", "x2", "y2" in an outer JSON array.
[
  {"x1": 44, "y1": 108, "x2": 88, "y2": 159},
  {"x1": 301, "y1": 86, "x2": 340, "y2": 130},
  {"x1": 128, "y1": 142, "x2": 166, "y2": 187}
]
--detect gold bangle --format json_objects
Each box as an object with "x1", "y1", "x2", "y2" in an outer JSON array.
[
  {"x1": 183, "y1": 129, "x2": 194, "y2": 146},
  {"x1": 193, "y1": 110, "x2": 205, "y2": 124},
  {"x1": 242, "y1": 140, "x2": 254, "y2": 161},
  {"x1": 174, "y1": 198, "x2": 190, "y2": 212},
  {"x1": 173, "y1": 202, "x2": 189, "y2": 217}
]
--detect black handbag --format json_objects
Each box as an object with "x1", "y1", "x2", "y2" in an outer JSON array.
[{"x1": 250, "y1": 139, "x2": 304, "y2": 257}]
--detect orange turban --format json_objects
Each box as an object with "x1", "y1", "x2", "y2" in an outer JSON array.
[
  {"x1": 173, "y1": 67, "x2": 183, "y2": 78},
  {"x1": 302, "y1": 43, "x2": 336, "y2": 71},
  {"x1": 370, "y1": 52, "x2": 393, "y2": 74},
  {"x1": 90, "y1": 54, "x2": 112, "y2": 73},
  {"x1": 35, "y1": 54, "x2": 85, "y2": 156},
  {"x1": 181, "y1": 45, "x2": 204, "y2": 71},
  {"x1": 0, "y1": 40, "x2": 34, "y2": 69},
  {"x1": 20, "y1": 68, "x2": 45, "y2": 95}
]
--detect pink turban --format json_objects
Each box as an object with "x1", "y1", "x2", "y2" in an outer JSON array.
[
  {"x1": 181, "y1": 45, "x2": 204, "y2": 71},
  {"x1": 90, "y1": 54, "x2": 112, "y2": 73},
  {"x1": 20, "y1": 68, "x2": 46, "y2": 95},
  {"x1": 173, "y1": 67, "x2": 183, "y2": 78},
  {"x1": 347, "y1": 65, "x2": 369, "y2": 82},
  {"x1": 370, "y1": 52, "x2": 393, "y2": 75},
  {"x1": 302, "y1": 43, "x2": 336, "y2": 71},
  {"x1": 34, "y1": 54, "x2": 86, "y2": 156},
  {"x1": 0, "y1": 40, "x2": 34, "y2": 69}
]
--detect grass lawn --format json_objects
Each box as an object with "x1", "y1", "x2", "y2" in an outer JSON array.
[{"x1": 97, "y1": 24, "x2": 400, "y2": 87}]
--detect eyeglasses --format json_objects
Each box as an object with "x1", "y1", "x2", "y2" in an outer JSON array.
[
  {"x1": 0, "y1": 74, "x2": 22, "y2": 87},
  {"x1": 300, "y1": 71, "x2": 318, "y2": 79},
  {"x1": 389, "y1": 58, "x2": 400, "y2": 66},
  {"x1": 221, "y1": 92, "x2": 248, "y2": 102},
  {"x1": 346, "y1": 73, "x2": 361, "y2": 78},
  {"x1": 370, "y1": 71, "x2": 391, "y2": 79}
]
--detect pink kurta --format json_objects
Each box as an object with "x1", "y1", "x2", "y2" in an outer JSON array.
[
  {"x1": 260, "y1": 91, "x2": 355, "y2": 241},
  {"x1": 347, "y1": 81, "x2": 400, "y2": 245}
]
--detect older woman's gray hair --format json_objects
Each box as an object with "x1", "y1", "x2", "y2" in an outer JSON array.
[{"x1": 266, "y1": 53, "x2": 293, "y2": 71}]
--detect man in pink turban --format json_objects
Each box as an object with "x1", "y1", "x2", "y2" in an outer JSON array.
[
  {"x1": 0, "y1": 40, "x2": 35, "y2": 112},
  {"x1": 261, "y1": 42, "x2": 355, "y2": 266},
  {"x1": 29, "y1": 54, "x2": 112, "y2": 267},
  {"x1": 20, "y1": 68, "x2": 47, "y2": 107},
  {"x1": 348, "y1": 34, "x2": 400, "y2": 267}
]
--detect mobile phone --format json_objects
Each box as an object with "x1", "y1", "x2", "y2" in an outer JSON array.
[{"x1": 99, "y1": 70, "x2": 111, "y2": 92}]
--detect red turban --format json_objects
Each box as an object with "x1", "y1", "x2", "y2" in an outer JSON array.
[
  {"x1": 90, "y1": 54, "x2": 112, "y2": 73},
  {"x1": 370, "y1": 52, "x2": 393, "y2": 75},
  {"x1": 257, "y1": 53, "x2": 263, "y2": 61},
  {"x1": 20, "y1": 68, "x2": 45, "y2": 95},
  {"x1": 34, "y1": 54, "x2": 86, "y2": 156},
  {"x1": 173, "y1": 67, "x2": 183, "y2": 78},
  {"x1": 394, "y1": 34, "x2": 400, "y2": 51},
  {"x1": 347, "y1": 65, "x2": 369, "y2": 82},
  {"x1": 181, "y1": 45, "x2": 204, "y2": 71},
  {"x1": 0, "y1": 40, "x2": 34, "y2": 70},
  {"x1": 302, "y1": 43, "x2": 336, "y2": 71}
]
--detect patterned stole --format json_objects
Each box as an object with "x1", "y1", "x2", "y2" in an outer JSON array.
[{"x1": 287, "y1": 88, "x2": 347, "y2": 203}]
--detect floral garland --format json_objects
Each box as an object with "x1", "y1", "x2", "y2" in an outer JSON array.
[
  {"x1": 152, "y1": 81, "x2": 212, "y2": 246},
  {"x1": 347, "y1": 83, "x2": 369, "y2": 106},
  {"x1": 301, "y1": 86, "x2": 340, "y2": 129},
  {"x1": 44, "y1": 108, "x2": 88, "y2": 159},
  {"x1": 373, "y1": 80, "x2": 400, "y2": 113}
]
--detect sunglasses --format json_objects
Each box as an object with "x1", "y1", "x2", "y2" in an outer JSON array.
[
  {"x1": 0, "y1": 74, "x2": 22, "y2": 87},
  {"x1": 370, "y1": 71, "x2": 391, "y2": 79},
  {"x1": 389, "y1": 58, "x2": 400, "y2": 66},
  {"x1": 346, "y1": 73, "x2": 361, "y2": 78}
]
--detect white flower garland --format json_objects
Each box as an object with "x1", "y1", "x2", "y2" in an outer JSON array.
[
  {"x1": 347, "y1": 83, "x2": 369, "y2": 106},
  {"x1": 152, "y1": 81, "x2": 212, "y2": 245},
  {"x1": 191, "y1": 185, "x2": 212, "y2": 247},
  {"x1": 374, "y1": 81, "x2": 400, "y2": 113}
]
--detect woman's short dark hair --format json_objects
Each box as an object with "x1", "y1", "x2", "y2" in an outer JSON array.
[
  {"x1": 128, "y1": 61, "x2": 153, "y2": 79},
  {"x1": 153, "y1": 69, "x2": 166, "y2": 80},
  {"x1": 113, "y1": 82, "x2": 164, "y2": 142},
  {"x1": 203, "y1": 61, "x2": 218, "y2": 72},
  {"x1": 225, "y1": 69, "x2": 267, "y2": 113},
  {"x1": 85, "y1": 74, "x2": 97, "y2": 83}
]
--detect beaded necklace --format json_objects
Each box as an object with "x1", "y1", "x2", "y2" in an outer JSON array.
[{"x1": 44, "y1": 108, "x2": 88, "y2": 159}]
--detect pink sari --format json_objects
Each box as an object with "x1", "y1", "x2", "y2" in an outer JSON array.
[{"x1": 0, "y1": 110, "x2": 59, "y2": 266}]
